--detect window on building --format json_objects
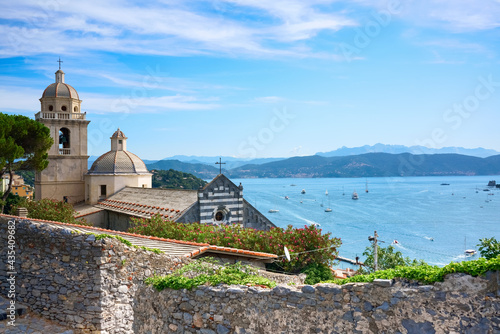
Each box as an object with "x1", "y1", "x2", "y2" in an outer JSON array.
[
  {"x1": 61, "y1": 105, "x2": 67, "y2": 111},
  {"x1": 49, "y1": 105, "x2": 54, "y2": 111},
  {"x1": 100, "y1": 185, "x2": 107, "y2": 196},
  {"x1": 215, "y1": 211, "x2": 224, "y2": 221}
]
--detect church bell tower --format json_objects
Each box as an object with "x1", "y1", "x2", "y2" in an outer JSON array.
[{"x1": 34, "y1": 63, "x2": 90, "y2": 203}]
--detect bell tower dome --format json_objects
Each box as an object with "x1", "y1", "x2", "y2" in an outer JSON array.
[{"x1": 34, "y1": 61, "x2": 90, "y2": 203}]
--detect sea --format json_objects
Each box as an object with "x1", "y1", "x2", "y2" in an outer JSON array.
[{"x1": 232, "y1": 175, "x2": 500, "y2": 268}]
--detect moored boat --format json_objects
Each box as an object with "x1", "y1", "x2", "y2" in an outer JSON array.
[{"x1": 352, "y1": 191, "x2": 359, "y2": 200}]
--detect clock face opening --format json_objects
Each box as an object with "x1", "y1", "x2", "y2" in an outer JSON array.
[{"x1": 215, "y1": 211, "x2": 224, "y2": 221}]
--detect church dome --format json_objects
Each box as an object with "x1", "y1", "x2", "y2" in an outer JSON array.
[
  {"x1": 42, "y1": 83, "x2": 79, "y2": 99},
  {"x1": 41, "y1": 69, "x2": 79, "y2": 99},
  {"x1": 88, "y1": 150, "x2": 149, "y2": 174}
]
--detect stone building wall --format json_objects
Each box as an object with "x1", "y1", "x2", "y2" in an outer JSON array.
[{"x1": 1, "y1": 215, "x2": 499, "y2": 334}]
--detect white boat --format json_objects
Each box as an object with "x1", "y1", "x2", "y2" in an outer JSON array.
[
  {"x1": 324, "y1": 208, "x2": 332, "y2": 212},
  {"x1": 325, "y1": 189, "x2": 329, "y2": 196},
  {"x1": 284, "y1": 196, "x2": 289, "y2": 200},
  {"x1": 352, "y1": 191, "x2": 359, "y2": 200},
  {"x1": 465, "y1": 249, "x2": 477, "y2": 256},
  {"x1": 464, "y1": 237, "x2": 476, "y2": 256},
  {"x1": 301, "y1": 189, "x2": 306, "y2": 194},
  {"x1": 268, "y1": 209, "x2": 279, "y2": 213}
]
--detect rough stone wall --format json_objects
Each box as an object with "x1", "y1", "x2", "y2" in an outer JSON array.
[
  {"x1": 0, "y1": 216, "x2": 103, "y2": 332},
  {"x1": 2, "y1": 215, "x2": 499, "y2": 334},
  {"x1": 133, "y1": 273, "x2": 500, "y2": 334},
  {"x1": 0, "y1": 216, "x2": 189, "y2": 334}
]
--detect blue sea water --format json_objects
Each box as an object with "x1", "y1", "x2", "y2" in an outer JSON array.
[{"x1": 233, "y1": 175, "x2": 500, "y2": 267}]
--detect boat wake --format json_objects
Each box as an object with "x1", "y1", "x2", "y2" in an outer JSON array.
[{"x1": 289, "y1": 212, "x2": 321, "y2": 227}]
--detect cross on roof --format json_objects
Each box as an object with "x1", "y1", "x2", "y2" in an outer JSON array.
[
  {"x1": 215, "y1": 157, "x2": 226, "y2": 175},
  {"x1": 57, "y1": 57, "x2": 63, "y2": 70}
]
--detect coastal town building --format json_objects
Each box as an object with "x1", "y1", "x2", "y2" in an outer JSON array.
[{"x1": 35, "y1": 66, "x2": 275, "y2": 231}]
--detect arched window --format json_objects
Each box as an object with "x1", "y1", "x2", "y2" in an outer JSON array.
[
  {"x1": 74, "y1": 106, "x2": 78, "y2": 112},
  {"x1": 59, "y1": 128, "x2": 70, "y2": 149}
]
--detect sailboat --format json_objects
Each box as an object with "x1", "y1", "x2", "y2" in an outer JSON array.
[
  {"x1": 464, "y1": 237, "x2": 476, "y2": 256},
  {"x1": 352, "y1": 190, "x2": 359, "y2": 200},
  {"x1": 325, "y1": 189, "x2": 329, "y2": 196},
  {"x1": 365, "y1": 179, "x2": 369, "y2": 193},
  {"x1": 325, "y1": 198, "x2": 332, "y2": 212}
]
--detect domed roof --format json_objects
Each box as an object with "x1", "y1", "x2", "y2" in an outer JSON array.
[
  {"x1": 41, "y1": 69, "x2": 79, "y2": 99},
  {"x1": 88, "y1": 150, "x2": 149, "y2": 174},
  {"x1": 42, "y1": 83, "x2": 79, "y2": 99}
]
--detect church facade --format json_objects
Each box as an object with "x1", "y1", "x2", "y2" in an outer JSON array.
[{"x1": 35, "y1": 67, "x2": 275, "y2": 231}]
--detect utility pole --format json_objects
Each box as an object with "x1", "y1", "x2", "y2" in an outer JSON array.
[{"x1": 368, "y1": 231, "x2": 378, "y2": 272}]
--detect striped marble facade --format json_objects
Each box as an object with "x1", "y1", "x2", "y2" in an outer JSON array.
[{"x1": 198, "y1": 174, "x2": 244, "y2": 225}]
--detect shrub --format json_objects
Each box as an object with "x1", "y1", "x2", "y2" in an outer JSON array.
[
  {"x1": 323, "y1": 256, "x2": 500, "y2": 285},
  {"x1": 145, "y1": 257, "x2": 277, "y2": 290},
  {"x1": 302, "y1": 262, "x2": 334, "y2": 285},
  {"x1": 10, "y1": 198, "x2": 91, "y2": 226},
  {"x1": 129, "y1": 214, "x2": 341, "y2": 273}
]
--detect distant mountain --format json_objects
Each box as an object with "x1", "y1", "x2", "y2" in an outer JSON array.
[
  {"x1": 317, "y1": 144, "x2": 499, "y2": 158},
  {"x1": 146, "y1": 160, "x2": 220, "y2": 179},
  {"x1": 227, "y1": 153, "x2": 500, "y2": 178},
  {"x1": 163, "y1": 155, "x2": 283, "y2": 169}
]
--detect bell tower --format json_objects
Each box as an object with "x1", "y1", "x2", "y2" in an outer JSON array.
[{"x1": 34, "y1": 63, "x2": 90, "y2": 203}]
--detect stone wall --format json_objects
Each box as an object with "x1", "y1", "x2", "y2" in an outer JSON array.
[
  {"x1": 0, "y1": 215, "x2": 188, "y2": 333},
  {"x1": 133, "y1": 272, "x2": 500, "y2": 333},
  {"x1": 1, "y1": 215, "x2": 499, "y2": 334}
]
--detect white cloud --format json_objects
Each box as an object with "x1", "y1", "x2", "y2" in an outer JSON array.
[{"x1": 0, "y1": 0, "x2": 357, "y2": 59}]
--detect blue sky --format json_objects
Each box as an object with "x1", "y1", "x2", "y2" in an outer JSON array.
[{"x1": 1, "y1": 0, "x2": 500, "y2": 160}]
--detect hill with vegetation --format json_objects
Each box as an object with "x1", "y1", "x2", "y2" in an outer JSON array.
[
  {"x1": 147, "y1": 160, "x2": 219, "y2": 179},
  {"x1": 226, "y1": 153, "x2": 500, "y2": 178},
  {"x1": 151, "y1": 169, "x2": 208, "y2": 189}
]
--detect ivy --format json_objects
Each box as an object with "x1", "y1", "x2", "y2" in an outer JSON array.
[
  {"x1": 145, "y1": 257, "x2": 277, "y2": 291},
  {"x1": 324, "y1": 256, "x2": 500, "y2": 285}
]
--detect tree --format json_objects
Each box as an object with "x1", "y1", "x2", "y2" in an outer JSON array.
[
  {"x1": 0, "y1": 113, "x2": 53, "y2": 212},
  {"x1": 477, "y1": 237, "x2": 500, "y2": 260},
  {"x1": 360, "y1": 244, "x2": 426, "y2": 274}
]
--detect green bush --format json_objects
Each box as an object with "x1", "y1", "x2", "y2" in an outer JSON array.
[
  {"x1": 303, "y1": 262, "x2": 334, "y2": 285},
  {"x1": 323, "y1": 256, "x2": 500, "y2": 285},
  {"x1": 145, "y1": 258, "x2": 277, "y2": 290},
  {"x1": 129, "y1": 214, "x2": 341, "y2": 273},
  {"x1": 10, "y1": 198, "x2": 91, "y2": 226}
]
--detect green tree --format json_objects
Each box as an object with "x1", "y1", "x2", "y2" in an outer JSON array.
[
  {"x1": 361, "y1": 244, "x2": 426, "y2": 274},
  {"x1": 0, "y1": 113, "x2": 53, "y2": 212},
  {"x1": 477, "y1": 237, "x2": 500, "y2": 260}
]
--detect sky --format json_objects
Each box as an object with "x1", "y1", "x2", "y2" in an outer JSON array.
[{"x1": 1, "y1": 0, "x2": 500, "y2": 160}]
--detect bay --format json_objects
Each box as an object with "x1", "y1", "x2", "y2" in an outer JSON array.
[{"x1": 233, "y1": 175, "x2": 500, "y2": 267}]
